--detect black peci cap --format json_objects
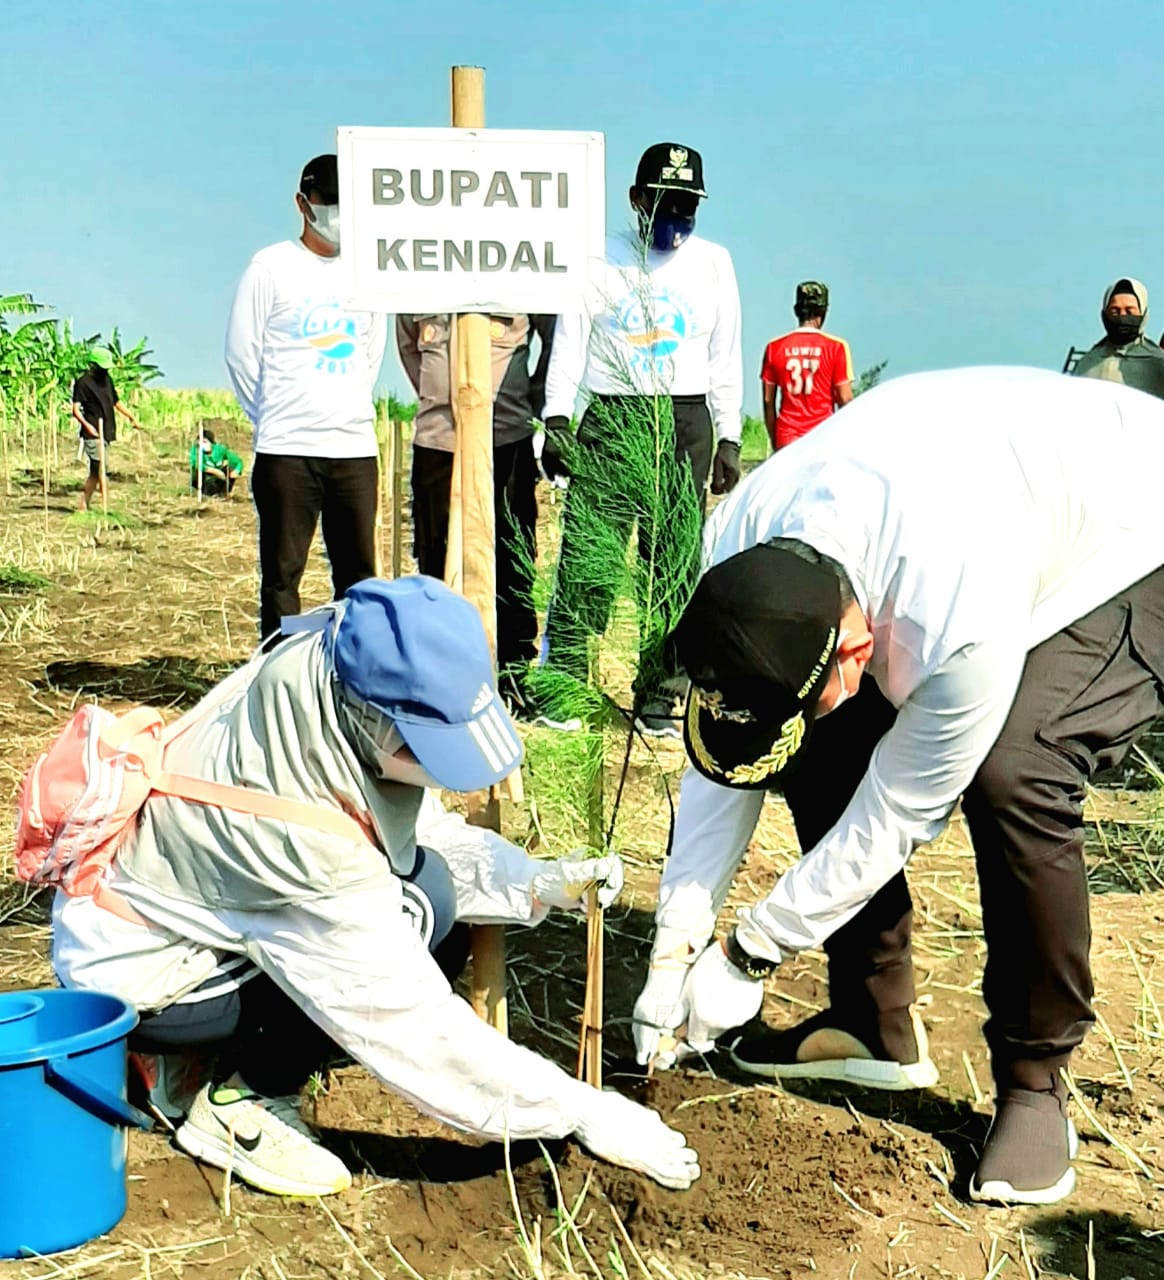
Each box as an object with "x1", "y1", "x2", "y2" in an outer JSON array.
[
  {"x1": 299, "y1": 154, "x2": 339, "y2": 202},
  {"x1": 674, "y1": 545, "x2": 842, "y2": 789},
  {"x1": 635, "y1": 143, "x2": 707, "y2": 197}
]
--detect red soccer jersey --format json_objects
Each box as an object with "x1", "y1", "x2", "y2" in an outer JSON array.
[{"x1": 760, "y1": 327, "x2": 854, "y2": 449}]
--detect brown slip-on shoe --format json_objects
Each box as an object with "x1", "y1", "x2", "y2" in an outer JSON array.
[{"x1": 970, "y1": 1087, "x2": 1078, "y2": 1206}]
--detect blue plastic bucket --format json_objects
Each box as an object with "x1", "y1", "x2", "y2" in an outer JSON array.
[{"x1": 0, "y1": 988, "x2": 151, "y2": 1259}]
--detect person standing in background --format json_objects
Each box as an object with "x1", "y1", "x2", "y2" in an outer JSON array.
[
  {"x1": 396, "y1": 313, "x2": 556, "y2": 705},
  {"x1": 1072, "y1": 277, "x2": 1164, "y2": 400},
  {"x1": 71, "y1": 346, "x2": 144, "y2": 511},
  {"x1": 761, "y1": 281, "x2": 853, "y2": 452},
  {"x1": 539, "y1": 143, "x2": 744, "y2": 737},
  {"x1": 226, "y1": 154, "x2": 388, "y2": 639}
]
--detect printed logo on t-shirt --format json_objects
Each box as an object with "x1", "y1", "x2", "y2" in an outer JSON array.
[
  {"x1": 294, "y1": 301, "x2": 358, "y2": 373},
  {"x1": 607, "y1": 287, "x2": 693, "y2": 375}
]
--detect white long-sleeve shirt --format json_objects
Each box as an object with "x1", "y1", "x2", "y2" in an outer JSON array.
[
  {"x1": 225, "y1": 239, "x2": 387, "y2": 458},
  {"x1": 543, "y1": 230, "x2": 743, "y2": 443},
  {"x1": 658, "y1": 366, "x2": 1164, "y2": 961}
]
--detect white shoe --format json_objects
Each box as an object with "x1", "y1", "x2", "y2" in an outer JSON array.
[{"x1": 175, "y1": 1082, "x2": 351, "y2": 1197}]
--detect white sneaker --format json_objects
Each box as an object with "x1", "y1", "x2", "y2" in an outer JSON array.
[
  {"x1": 175, "y1": 1082, "x2": 351, "y2": 1197},
  {"x1": 634, "y1": 701, "x2": 683, "y2": 741}
]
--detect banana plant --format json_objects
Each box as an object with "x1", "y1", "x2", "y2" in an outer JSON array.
[{"x1": 104, "y1": 327, "x2": 162, "y2": 392}]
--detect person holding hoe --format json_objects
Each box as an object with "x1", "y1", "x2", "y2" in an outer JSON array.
[
  {"x1": 43, "y1": 577, "x2": 699, "y2": 1198},
  {"x1": 632, "y1": 366, "x2": 1164, "y2": 1206},
  {"x1": 71, "y1": 346, "x2": 144, "y2": 510}
]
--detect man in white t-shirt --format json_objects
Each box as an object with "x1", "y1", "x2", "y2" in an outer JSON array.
[
  {"x1": 538, "y1": 143, "x2": 743, "y2": 736},
  {"x1": 226, "y1": 154, "x2": 387, "y2": 639},
  {"x1": 630, "y1": 368, "x2": 1164, "y2": 1206}
]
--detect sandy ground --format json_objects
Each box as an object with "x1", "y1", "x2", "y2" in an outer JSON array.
[{"x1": 0, "y1": 427, "x2": 1161, "y2": 1279}]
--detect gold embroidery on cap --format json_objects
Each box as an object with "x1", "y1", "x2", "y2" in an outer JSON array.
[
  {"x1": 697, "y1": 687, "x2": 755, "y2": 724},
  {"x1": 686, "y1": 691, "x2": 719, "y2": 776},
  {"x1": 796, "y1": 626, "x2": 838, "y2": 701},
  {"x1": 687, "y1": 693, "x2": 806, "y2": 785},
  {"x1": 723, "y1": 712, "x2": 806, "y2": 785}
]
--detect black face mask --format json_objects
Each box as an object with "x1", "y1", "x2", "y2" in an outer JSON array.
[{"x1": 1103, "y1": 314, "x2": 1143, "y2": 346}]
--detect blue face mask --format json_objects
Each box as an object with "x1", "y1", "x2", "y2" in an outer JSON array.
[{"x1": 649, "y1": 213, "x2": 696, "y2": 253}]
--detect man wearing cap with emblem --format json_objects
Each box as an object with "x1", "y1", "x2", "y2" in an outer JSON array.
[
  {"x1": 631, "y1": 366, "x2": 1164, "y2": 1206},
  {"x1": 539, "y1": 143, "x2": 744, "y2": 735},
  {"x1": 760, "y1": 282, "x2": 854, "y2": 451},
  {"x1": 226, "y1": 154, "x2": 388, "y2": 640},
  {"x1": 52, "y1": 576, "x2": 699, "y2": 1198}
]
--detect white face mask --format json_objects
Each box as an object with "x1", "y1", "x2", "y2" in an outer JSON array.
[
  {"x1": 304, "y1": 200, "x2": 340, "y2": 247},
  {"x1": 377, "y1": 753, "x2": 441, "y2": 790},
  {"x1": 335, "y1": 687, "x2": 440, "y2": 788},
  {"x1": 829, "y1": 630, "x2": 854, "y2": 711}
]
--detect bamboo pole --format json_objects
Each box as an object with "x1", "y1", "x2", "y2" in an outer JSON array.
[
  {"x1": 448, "y1": 63, "x2": 509, "y2": 1035},
  {"x1": 97, "y1": 419, "x2": 108, "y2": 516},
  {"x1": 374, "y1": 401, "x2": 388, "y2": 575},
  {"x1": 577, "y1": 638, "x2": 605, "y2": 1085},
  {"x1": 391, "y1": 416, "x2": 404, "y2": 578}
]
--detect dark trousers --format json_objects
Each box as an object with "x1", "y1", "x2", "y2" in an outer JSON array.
[
  {"x1": 544, "y1": 395, "x2": 713, "y2": 694},
  {"x1": 131, "y1": 847, "x2": 470, "y2": 1097},
  {"x1": 782, "y1": 568, "x2": 1164, "y2": 1090},
  {"x1": 410, "y1": 437, "x2": 539, "y2": 671},
  {"x1": 251, "y1": 453, "x2": 379, "y2": 640}
]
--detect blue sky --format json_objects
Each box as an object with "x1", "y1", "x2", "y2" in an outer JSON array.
[{"x1": 6, "y1": 1, "x2": 1164, "y2": 411}]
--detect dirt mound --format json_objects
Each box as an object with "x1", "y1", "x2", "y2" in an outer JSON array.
[{"x1": 305, "y1": 1068, "x2": 949, "y2": 1278}]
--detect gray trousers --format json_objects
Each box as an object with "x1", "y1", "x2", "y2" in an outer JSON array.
[{"x1": 782, "y1": 567, "x2": 1164, "y2": 1090}]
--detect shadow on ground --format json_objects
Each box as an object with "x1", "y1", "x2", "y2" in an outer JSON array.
[
  {"x1": 38, "y1": 655, "x2": 238, "y2": 709},
  {"x1": 321, "y1": 1129, "x2": 556, "y2": 1184},
  {"x1": 1027, "y1": 1207, "x2": 1162, "y2": 1279}
]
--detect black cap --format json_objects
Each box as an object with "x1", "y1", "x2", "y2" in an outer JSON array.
[
  {"x1": 635, "y1": 143, "x2": 707, "y2": 197},
  {"x1": 299, "y1": 154, "x2": 339, "y2": 203},
  {"x1": 674, "y1": 545, "x2": 841, "y2": 790}
]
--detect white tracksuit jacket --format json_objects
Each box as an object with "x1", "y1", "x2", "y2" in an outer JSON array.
[
  {"x1": 658, "y1": 367, "x2": 1164, "y2": 961},
  {"x1": 53, "y1": 627, "x2": 597, "y2": 1141}
]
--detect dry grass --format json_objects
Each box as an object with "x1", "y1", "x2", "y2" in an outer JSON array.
[{"x1": 0, "y1": 410, "x2": 1162, "y2": 1280}]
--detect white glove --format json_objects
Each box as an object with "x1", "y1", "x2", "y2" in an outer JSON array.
[
  {"x1": 682, "y1": 939, "x2": 765, "y2": 1054},
  {"x1": 531, "y1": 852, "x2": 624, "y2": 914},
  {"x1": 574, "y1": 1087, "x2": 700, "y2": 1190},
  {"x1": 633, "y1": 926, "x2": 697, "y2": 1070}
]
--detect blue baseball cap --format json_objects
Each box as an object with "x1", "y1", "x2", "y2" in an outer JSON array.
[{"x1": 329, "y1": 577, "x2": 523, "y2": 792}]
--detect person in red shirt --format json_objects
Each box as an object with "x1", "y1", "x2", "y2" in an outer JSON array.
[{"x1": 761, "y1": 281, "x2": 854, "y2": 450}]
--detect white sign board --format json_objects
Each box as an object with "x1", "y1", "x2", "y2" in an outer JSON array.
[{"x1": 336, "y1": 127, "x2": 605, "y2": 314}]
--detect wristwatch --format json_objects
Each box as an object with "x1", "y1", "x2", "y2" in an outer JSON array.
[{"x1": 724, "y1": 927, "x2": 779, "y2": 980}]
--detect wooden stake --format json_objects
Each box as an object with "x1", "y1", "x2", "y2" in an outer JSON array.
[
  {"x1": 374, "y1": 401, "x2": 388, "y2": 575},
  {"x1": 448, "y1": 63, "x2": 509, "y2": 1035},
  {"x1": 577, "y1": 889, "x2": 605, "y2": 1088},
  {"x1": 391, "y1": 416, "x2": 404, "y2": 578},
  {"x1": 97, "y1": 419, "x2": 108, "y2": 515},
  {"x1": 578, "y1": 647, "x2": 605, "y2": 1086}
]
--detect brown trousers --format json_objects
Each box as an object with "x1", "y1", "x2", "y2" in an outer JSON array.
[{"x1": 782, "y1": 568, "x2": 1164, "y2": 1090}]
